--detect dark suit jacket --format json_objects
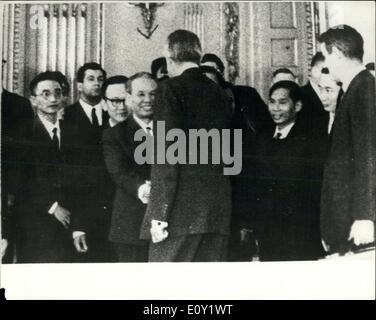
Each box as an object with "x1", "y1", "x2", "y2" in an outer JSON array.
[
  {"x1": 300, "y1": 82, "x2": 329, "y2": 138},
  {"x1": 1, "y1": 90, "x2": 34, "y2": 240},
  {"x1": 11, "y1": 116, "x2": 76, "y2": 262},
  {"x1": 231, "y1": 85, "x2": 272, "y2": 133},
  {"x1": 230, "y1": 86, "x2": 273, "y2": 232},
  {"x1": 103, "y1": 117, "x2": 150, "y2": 245},
  {"x1": 321, "y1": 70, "x2": 376, "y2": 252},
  {"x1": 1, "y1": 89, "x2": 34, "y2": 135},
  {"x1": 252, "y1": 118, "x2": 325, "y2": 260},
  {"x1": 140, "y1": 68, "x2": 233, "y2": 239},
  {"x1": 63, "y1": 101, "x2": 113, "y2": 239}
]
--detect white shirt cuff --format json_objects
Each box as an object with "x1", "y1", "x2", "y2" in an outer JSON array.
[
  {"x1": 73, "y1": 231, "x2": 86, "y2": 239},
  {"x1": 48, "y1": 202, "x2": 58, "y2": 214}
]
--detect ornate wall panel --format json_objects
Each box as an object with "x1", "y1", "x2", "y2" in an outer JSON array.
[
  {"x1": 2, "y1": 3, "x2": 103, "y2": 102},
  {"x1": 2, "y1": 2, "x2": 323, "y2": 102}
]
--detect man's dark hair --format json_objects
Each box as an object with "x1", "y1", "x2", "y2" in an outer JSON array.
[
  {"x1": 199, "y1": 65, "x2": 228, "y2": 89},
  {"x1": 318, "y1": 24, "x2": 364, "y2": 62},
  {"x1": 269, "y1": 80, "x2": 302, "y2": 104},
  {"x1": 366, "y1": 62, "x2": 375, "y2": 71},
  {"x1": 167, "y1": 30, "x2": 202, "y2": 65},
  {"x1": 30, "y1": 71, "x2": 66, "y2": 95},
  {"x1": 151, "y1": 57, "x2": 168, "y2": 78},
  {"x1": 102, "y1": 75, "x2": 128, "y2": 97},
  {"x1": 77, "y1": 62, "x2": 107, "y2": 83},
  {"x1": 53, "y1": 71, "x2": 70, "y2": 96},
  {"x1": 201, "y1": 53, "x2": 225, "y2": 74},
  {"x1": 125, "y1": 72, "x2": 155, "y2": 94},
  {"x1": 311, "y1": 52, "x2": 325, "y2": 67},
  {"x1": 272, "y1": 68, "x2": 296, "y2": 78}
]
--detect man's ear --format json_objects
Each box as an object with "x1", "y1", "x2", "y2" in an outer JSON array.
[
  {"x1": 102, "y1": 100, "x2": 109, "y2": 111},
  {"x1": 126, "y1": 93, "x2": 133, "y2": 111},
  {"x1": 77, "y1": 82, "x2": 83, "y2": 93},
  {"x1": 30, "y1": 96, "x2": 37, "y2": 108},
  {"x1": 331, "y1": 46, "x2": 344, "y2": 60},
  {"x1": 295, "y1": 100, "x2": 303, "y2": 113}
]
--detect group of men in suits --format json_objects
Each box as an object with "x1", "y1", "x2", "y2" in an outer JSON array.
[{"x1": 1, "y1": 25, "x2": 374, "y2": 263}]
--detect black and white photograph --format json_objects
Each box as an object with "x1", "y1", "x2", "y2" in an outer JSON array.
[{"x1": 0, "y1": 0, "x2": 375, "y2": 300}]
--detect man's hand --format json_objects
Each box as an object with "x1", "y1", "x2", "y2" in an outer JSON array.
[
  {"x1": 7, "y1": 194, "x2": 15, "y2": 207},
  {"x1": 53, "y1": 205, "x2": 71, "y2": 228},
  {"x1": 73, "y1": 234, "x2": 88, "y2": 253},
  {"x1": 150, "y1": 220, "x2": 168, "y2": 243},
  {"x1": 1, "y1": 239, "x2": 8, "y2": 259},
  {"x1": 138, "y1": 181, "x2": 151, "y2": 204},
  {"x1": 348, "y1": 220, "x2": 375, "y2": 246}
]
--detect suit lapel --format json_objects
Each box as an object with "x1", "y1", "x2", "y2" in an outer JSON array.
[
  {"x1": 33, "y1": 116, "x2": 53, "y2": 145},
  {"x1": 76, "y1": 101, "x2": 93, "y2": 128},
  {"x1": 123, "y1": 116, "x2": 143, "y2": 147}
]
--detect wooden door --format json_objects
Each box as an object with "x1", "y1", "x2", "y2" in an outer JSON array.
[{"x1": 251, "y1": 2, "x2": 317, "y2": 100}]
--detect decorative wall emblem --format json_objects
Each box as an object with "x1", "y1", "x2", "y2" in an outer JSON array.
[{"x1": 128, "y1": 2, "x2": 164, "y2": 39}]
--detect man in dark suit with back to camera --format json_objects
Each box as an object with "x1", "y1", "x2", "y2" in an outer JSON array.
[
  {"x1": 103, "y1": 72, "x2": 157, "y2": 262},
  {"x1": 319, "y1": 25, "x2": 375, "y2": 254},
  {"x1": 10, "y1": 71, "x2": 76, "y2": 263},
  {"x1": 64, "y1": 62, "x2": 116, "y2": 262},
  {"x1": 140, "y1": 30, "x2": 233, "y2": 262},
  {"x1": 200, "y1": 54, "x2": 272, "y2": 261}
]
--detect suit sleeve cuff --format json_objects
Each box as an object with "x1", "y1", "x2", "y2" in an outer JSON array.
[
  {"x1": 73, "y1": 231, "x2": 86, "y2": 239},
  {"x1": 48, "y1": 202, "x2": 58, "y2": 214}
]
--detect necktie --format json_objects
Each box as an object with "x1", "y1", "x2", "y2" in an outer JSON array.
[
  {"x1": 91, "y1": 107, "x2": 100, "y2": 128},
  {"x1": 146, "y1": 126, "x2": 153, "y2": 136},
  {"x1": 274, "y1": 132, "x2": 282, "y2": 140},
  {"x1": 52, "y1": 127, "x2": 59, "y2": 150}
]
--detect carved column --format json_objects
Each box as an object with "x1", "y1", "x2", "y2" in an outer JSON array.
[
  {"x1": 224, "y1": 2, "x2": 240, "y2": 84},
  {"x1": 184, "y1": 3, "x2": 205, "y2": 49},
  {"x1": 2, "y1": 3, "x2": 103, "y2": 100}
]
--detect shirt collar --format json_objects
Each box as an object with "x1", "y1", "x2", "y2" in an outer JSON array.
[
  {"x1": 133, "y1": 114, "x2": 153, "y2": 133},
  {"x1": 109, "y1": 118, "x2": 118, "y2": 128},
  {"x1": 274, "y1": 121, "x2": 295, "y2": 139},
  {"x1": 38, "y1": 114, "x2": 60, "y2": 137},
  {"x1": 341, "y1": 66, "x2": 366, "y2": 93},
  {"x1": 79, "y1": 98, "x2": 104, "y2": 123}
]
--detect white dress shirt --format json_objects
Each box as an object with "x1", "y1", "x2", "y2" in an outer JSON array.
[
  {"x1": 273, "y1": 122, "x2": 295, "y2": 139},
  {"x1": 79, "y1": 98, "x2": 105, "y2": 126},
  {"x1": 38, "y1": 114, "x2": 61, "y2": 148},
  {"x1": 133, "y1": 114, "x2": 153, "y2": 135},
  {"x1": 328, "y1": 112, "x2": 335, "y2": 134}
]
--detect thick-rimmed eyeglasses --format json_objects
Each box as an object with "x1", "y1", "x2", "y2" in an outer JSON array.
[
  {"x1": 105, "y1": 97, "x2": 126, "y2": 107},
  {"x1": 35, "y1": 90, "x2": 63, "y2": 100}
]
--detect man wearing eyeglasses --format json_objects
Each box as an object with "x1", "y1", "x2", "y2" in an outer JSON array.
[
  {"x1": 9, "y1": 71, "x2": 76, "y2": 263},
  {"x1": 102, "y1": 75, "x2": 129, "y2": 127},
  {"x1": 102, "y1": 72, "x2": 156, "y2": 262}
]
